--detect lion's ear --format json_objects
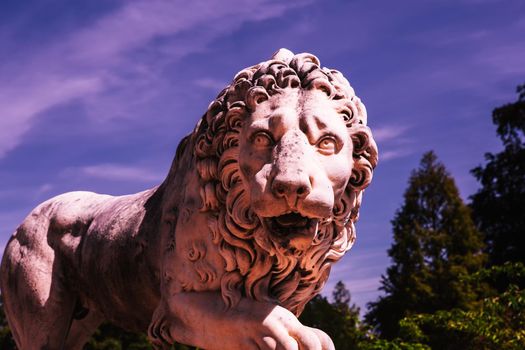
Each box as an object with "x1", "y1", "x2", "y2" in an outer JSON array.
[{"x1": 349, "y1": 125, "x2": 378, "y2": 191}]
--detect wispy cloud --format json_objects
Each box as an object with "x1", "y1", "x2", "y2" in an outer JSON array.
[
  {"x1": 373, "y1": 125, "x2": 410, "y2": 142},
  {"x1": 194, "y1": 78, "x2": 228, "y2": 91},
  {"x1": 402, "y1": 11, "x2": 525, "y2": 101},
  {"x1": 330, "y1": 252, "x2": 386, "y2": 278},
  {"x1": 322, "y1": 248, "x2": 388, "y2": 311},
  {"x1": 474, "y1": 42, "x2": 525, "y2": 76},
  {"x1": 345, "y1": 277, "x2": 382, "y2": 295},
  {"x1": 34, "y1": 183, "x2": 53, "y2": 198},
  {"x1": 0, "y1": 183, "x2": 54, "y2": 203},
  {"x1": 461, "y1": 0, "x2": 505, "y2": 3},
  {"x1": 0, "y1": 209, "x2": 30, "y2": 241},
  {"x1": 67, "y1": 163, "x2": 164, "y2": 182},
  {"x1": 0, "y1": 0, "x2": 306, "y2": 159},
  {"x1": 372, "y1": 125, "x2": 413, "y2": 161},
  {"x1": 0, "y1": 77, "x2": 103, "y2": 158},
  {"x1": 381, "y1": 149, "x2": 413, "y2": 161},
  {"x1": 324, "y1": 272, "x2": 382, "y2": 312}
]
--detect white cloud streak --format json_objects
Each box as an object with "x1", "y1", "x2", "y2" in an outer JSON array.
[
  {"x1": 193, "y1": 78, "x2": 228, "y2": 91},
  {"x1": 381, "y1": 149, "x2": 412, "y2": 161},
  {"x1": 372, "y1": 125, "x2": 410, "y2": 142},
  {"x1": 0, "y1": 0, "x2": 305, "y2": 159},
  {"x1": 0, "y1": 77, "x2": 103, "y2": 158},
  {"x1": 371, "y1": 125, "x2": 413, "y2": 161},
  {"x1": 71, "y1": 163, "x2": 164, "y2": 182}
]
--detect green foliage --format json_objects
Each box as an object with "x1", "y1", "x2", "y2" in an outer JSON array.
[
  {"x1": 85, "y1": 323, "x2": 198, "y2": 349},
  {"x1": 397, "y1": 263, "x2": 525, "y2": 349},
  {"x1": 358, "y1": 338, "x2": 430, "y2": 350},
  {"x1": 465, "y1": 261, "x2": 525, "y2": 297},
  {"x1": 85, "y1": 323, "x2": 152, "y2": 350},
  {"x1": 470, "y1": 83, "x2": 525, "y2": 265},
  {"x1": 366, "y1": 152, "x2": 485, "y2": 339},
  {"x1": 0, "y1": 295, "x2": 16, "y2": 349},
  {"x1": 300, "y1": 282, "x2": 436, "y2": 350}
]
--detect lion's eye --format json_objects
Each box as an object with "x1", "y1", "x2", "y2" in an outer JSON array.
[
  {"x1": 252, "y1": 132, "x2": 273, "y2": 148},
  {"x1": 317, "y1": 136, "x2": 337, "y2": 155}
]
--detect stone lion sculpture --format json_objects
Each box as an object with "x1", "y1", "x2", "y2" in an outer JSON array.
[{"x1": 0, "y1": 49, "x2": 377, "y2": 350}]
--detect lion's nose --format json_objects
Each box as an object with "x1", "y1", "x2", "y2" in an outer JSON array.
[{"x1": 271, "y1": 173, "x2": 312, "y2": 204}]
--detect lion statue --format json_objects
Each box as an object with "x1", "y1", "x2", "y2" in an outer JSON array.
[{"x1": 0, "y1": 49, "x2": 377, "y2": 350}]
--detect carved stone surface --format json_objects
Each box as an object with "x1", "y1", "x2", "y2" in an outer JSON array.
[{"x1": 0, "y1": 49, "x2": 378, "y2": 350}]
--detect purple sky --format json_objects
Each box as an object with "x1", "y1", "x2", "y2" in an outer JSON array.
[{"x1": 1, "y1": 0, "x2": 524, "y2": 313}]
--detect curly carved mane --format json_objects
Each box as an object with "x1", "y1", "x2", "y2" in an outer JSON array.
[{"x1": 175, "y1": 50, "x2": 378, "y2": 315}]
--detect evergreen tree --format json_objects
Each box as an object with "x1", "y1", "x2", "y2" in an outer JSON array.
[
  {"x1": 470, "y1": 83, "x2": 525, "y2": 265},
  {"x1": 300, "y1": 281, "x2": 364, "y2": 349},
  {"x1": 365, "y1": 152, "x2": 485, "y2": 339},
  {"x1": 333, "y1": 280, "x2": 352, "y2": 308}
]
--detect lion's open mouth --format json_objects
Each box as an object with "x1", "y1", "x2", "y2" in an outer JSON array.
[{"x1": 263, "y1": 212, "x2": 319, "y2": 242}]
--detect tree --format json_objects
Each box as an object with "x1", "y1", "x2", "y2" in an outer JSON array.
[
  {"x1": 333, "y1": 280, "x2": 352, "y2": 308},
  {"x1": 0, "y1": 295, "x2": 16, "y2": 349},
  {"x1": 85, "y1": 323, "x2": 152, "y2": 350},
  {"x1": 366, "y1": 152, "x2": 485, "y2": 339},
  {"x1": 300, "y1": 281, "x2": 364, "y2": 349},
  {"x1": 397, "y1": 263, "x2": 525, "y2": 350},
  {"x1": 470, "y1": 83, "x2": 525, "y2": 265},
  {"x1": 85, "y1": 323, "x2": 197, "y2": 350}
]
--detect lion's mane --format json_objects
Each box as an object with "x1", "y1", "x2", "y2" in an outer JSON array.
[{"x1": 188, "y1": 50, "x2": 378, "y2": 315}]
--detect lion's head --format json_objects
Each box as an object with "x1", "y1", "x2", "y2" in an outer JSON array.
[
  {"x1": 183, "y1": 49, "x2": 378, "y2": 315},
  {"x1": 157, "y1": 49, "x2": 377, "y2": 321}
]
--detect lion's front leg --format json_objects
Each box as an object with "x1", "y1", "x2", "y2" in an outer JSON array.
[{"x1": 149, "y1": 291, "x2": 334, "y2": 350}]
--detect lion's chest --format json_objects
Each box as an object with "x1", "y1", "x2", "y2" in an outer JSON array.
[{"x1": 163, "y1": 207, "x2": 225, "y2": 294}]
